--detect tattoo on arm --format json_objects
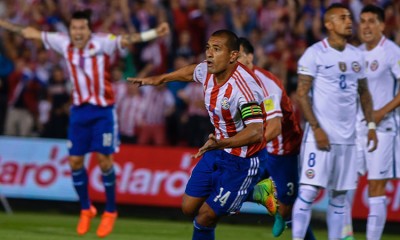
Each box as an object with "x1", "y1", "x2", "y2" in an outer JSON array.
[
  {"x1": 296, "y1": 74, "x2": 320, "y2": 129},
  {"x1": 358, "y1": 78, "x2": 374, "y2": 123}
]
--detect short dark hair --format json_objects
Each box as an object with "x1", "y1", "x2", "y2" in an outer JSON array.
[
  {"x1": 211, "y1": 30, "x2": 240, "y2": 51},
  {"x1": 238, "y1": 37, "x2": 254, "y2": 54},
  {"x1": 326, "y1": 3, "x2": 349, "y2": 13},
  {"x1": 361, "y1": 4, "x2": 385, "y2": 22},
  {"x1": 70, "y1": 9, "x2": 92, "y2": 30}
]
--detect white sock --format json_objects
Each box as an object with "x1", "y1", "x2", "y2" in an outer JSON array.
[
  {"x1": 367, "y1": 196, "x2": 387, "y2": 240},
  {"x1": 342, "y1": 191, "x2": 354, "y2": 237},
  {"x1": 292, "y1": 185, "x2": 318, "y2": 239},
  {"x1": 327, "y1": 190, "x2": 346, "y2": 240}
]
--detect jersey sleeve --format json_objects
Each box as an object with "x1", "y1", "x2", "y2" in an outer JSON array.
[
  {"x1": 237, "y1": 78, "x2": 265, "y2": 126},
  {"x1": 388, "y1": 45, "x2": 400, "y2": 79},
  {"x1": 41, "y1": 32, "x2": 68, "y2": 54},
  {"x1": 297, "y1": 47, "x2": 317, "y2": 77},
  {"x1": 264, "y1": 93, "x2": 283, "y2": 120},
  {"x1": 193, "y1": 62, "x2": 208, "y2": 84},
  {"x1": 96, "y1": 33, "x2": 126, "y2": 56}
]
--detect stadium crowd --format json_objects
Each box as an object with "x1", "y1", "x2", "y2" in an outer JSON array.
[{"x1": 0, "y1": 0, "x2": 399, "y2": 147}]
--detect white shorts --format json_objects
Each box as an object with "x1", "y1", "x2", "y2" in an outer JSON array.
[
  {"x1": 357, "y1": 131, "x2": 396, "y2": 180},
  {"x1": 299, "y1": 142, "x2": 357, "y2": 191},
  {"x1": 395, "y1": 132, "x2": 400, "y2": 179}
]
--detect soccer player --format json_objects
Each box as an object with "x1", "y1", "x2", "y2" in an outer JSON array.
[
  {"x1": 129, "y1": 29, "x2": 277, "y2": 240},
  {"x1": 238, "y1": 37, "x2": 315, "y2": 239},
  {"x1": 355, "y1": 5, "x2": 400, "y2": 240},
  {"x1": 292, "y1": 3, "x2": 378, "y2": 240},
  {"x1": 0, "y1": 9, "x2": 170, "y2": 237}
]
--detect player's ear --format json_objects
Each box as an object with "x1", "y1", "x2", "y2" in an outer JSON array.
[
  {"x1": 324, "y1": 21, "x2": 333, "y2": 31},
  {"x1": 230, "y1": 50, "x2": 239, "y2": 63}
]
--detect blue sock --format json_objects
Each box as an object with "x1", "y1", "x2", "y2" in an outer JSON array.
[
  {"x1": 245, "y1": 189, "x2": 255, "y2": 202},
  {"x1": 72, "y1": 167, "x2": 90, "y2": 210},
  {"x1": 192, "y1": 219, "x2": 215, "y2": 240},
  {"x1": 102, "y1": 166, "x2": 116, "y2": 212},
  {"x1": 286, "y1": 220, "x2": 315, "y2": 240}
]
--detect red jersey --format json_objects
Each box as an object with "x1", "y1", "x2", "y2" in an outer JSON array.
[
  {"x1": 253, "y1": 66, "x2": 303, "y2": 155},
  {"x1": 193, "y1": 62, "x2": 266, "y2": 157}
]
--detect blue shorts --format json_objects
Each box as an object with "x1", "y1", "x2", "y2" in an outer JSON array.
[
  {"x1": 68, "y1": 104, "x2": 119, "y2": 156},
  {"x1": 185, "y1": 149, "x2": 267, "y2": 216},
  {"x1": 261, "y1": 153, "x2": 299, "y2": 205}
]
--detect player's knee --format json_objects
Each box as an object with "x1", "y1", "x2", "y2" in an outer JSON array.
[
  {"x1": 181, "y1": 203, "x2": 196, "y2": 218},
  {"x1": 298, "y1": 185, "x2": 319, "y2": 206},
  {"x1": 69, "y1": 156, "x2": 84, "y2": 170},
  {"x1": 96, "y1": 153, "x2": 113, "y2": 171},
  {"x1": 329, "y1": 190, "x2": 347, "y2": 206},
  {"x1": 196, "y1": 207, "x2": 218, "y2": 227}
]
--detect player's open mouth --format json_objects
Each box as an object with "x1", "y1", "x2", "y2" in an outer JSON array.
[
  {"x1": 362, "y1": 32, "x2": 372, "y2": 38},
  {"x1": 207, "y1": 61, "x2": 213, "y2": 67},
  {"x1": 74, "y1": 36, "x2": 84, "y2": 44}
]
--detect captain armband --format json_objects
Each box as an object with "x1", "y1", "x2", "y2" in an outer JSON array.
[{"x1": 240, "y1": 103, "x2": 263, "y2": 121}]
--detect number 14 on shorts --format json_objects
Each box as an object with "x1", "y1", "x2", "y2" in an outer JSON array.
[{"x1": 214, "y1": 187, "x2": 231, "y2": 207}]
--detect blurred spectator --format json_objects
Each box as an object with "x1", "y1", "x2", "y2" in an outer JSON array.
[
  {"x1": 116, "y1": 83, "x2": 144, "y2": 144},
  {"x1": 137, "y1": 84, "x2": 175, "y2": 146},
  {"x1": 4, "y1": 59, "x2": 41, "y2": 137},
  {"x1": 177, "y1": 82, "x2": 213, "y2": 147},
  {"x1": 41, "y1": 66, "x2": 71, "y2": 139}
]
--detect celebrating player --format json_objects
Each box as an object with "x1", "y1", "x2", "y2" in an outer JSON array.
[
  {"x1": 128, "y1": 29, "x2": 277, "y2": 240},
  {"x1": 0, "y1": 9, "x2": 169, "y2": 237}
]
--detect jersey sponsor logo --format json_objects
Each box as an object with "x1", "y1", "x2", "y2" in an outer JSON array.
[
  {"x1": 370, "y1": 60, "x2": 379, "y2": 71},
  {"x1": 325, "y1": 65, "x2": 335, "y2": 69},
  {"x1": 339, "y1": 62, "x2": 347, "y2": 72},
  {"x1": 380, "y1": 170, "x2": 388, "y2": 175},
  {"x1": 305, "y1": 169, "x2": 315, "y2": 179},
  {"x1": 221, "y1": 97, "x2": 230, "y2": 110},
  {"x1": 298, "y1": 65, "x2": 309, "y2": 73},
  {"x1": 263, "y1": 98, "x2": 274, "y2": 112},
  {"x1": 352, "y1": 61, "x2": 361, "y2": 73}
]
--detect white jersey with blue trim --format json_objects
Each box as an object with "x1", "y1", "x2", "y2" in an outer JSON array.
[
  {"x1": 357, "y1": 37, "x2": 400, "y2": 134},
  {"x1": 298, "y1": 38, "x2": 366, "y2": 144}
]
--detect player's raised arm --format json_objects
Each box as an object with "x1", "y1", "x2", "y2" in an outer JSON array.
[
  {"x1": 0, "y1": 19, "x2": 41, "y2": 40},
  {"x1": 296, "y1": 73, "x2": 330, "y2": 151},
  {"x1": 127, "y1": 63, "x2": 197, "y2": 86},
  {"x1": 357, "y1": 77, "x2": 378, "y2": 152},
  {"x1": 119, "y1": 22, "x2": 170, "y2": 48}
]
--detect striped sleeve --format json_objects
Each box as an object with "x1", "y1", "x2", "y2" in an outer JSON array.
[{"x1": 41, "y1": 32, "x2": 68, "y2": 54}]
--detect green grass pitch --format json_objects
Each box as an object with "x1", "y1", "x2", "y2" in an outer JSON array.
[{"x1": 0, "y1": 212, "x2": 398, "y2": 239}]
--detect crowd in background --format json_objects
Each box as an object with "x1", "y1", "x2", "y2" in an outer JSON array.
[{"x1": 0, "y1": 0, "x2": 399, "y2": 147}]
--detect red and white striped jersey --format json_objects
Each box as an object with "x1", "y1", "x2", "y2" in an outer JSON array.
[
  {"x1": 117, "y1": 93, "x2": 144, "y2": 137},
  {"x1": 193, "y1": 62, "x2": 266, "y2": 158},
  {"x1": 140, "y1": 86, "x2": 175, "y2": 125},
  {"x1": 253, "y1": 66, "x2": 303, "y2": 155},
  {"x1": 41, "y1": 32, "x2": 125, "y2": 106}
]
